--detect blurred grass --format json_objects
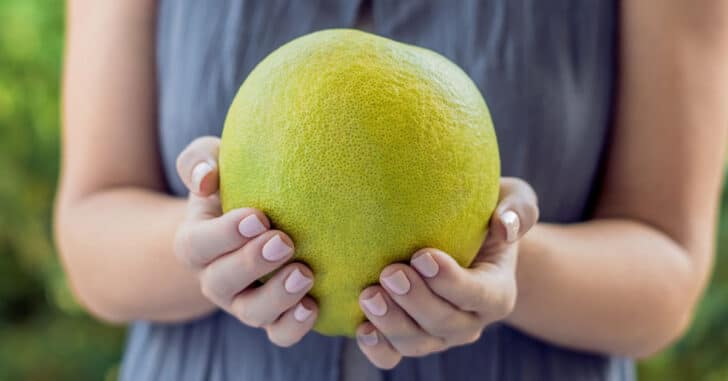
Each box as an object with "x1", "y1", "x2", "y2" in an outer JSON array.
[{"x1": 0, "y1": 1, "x2": 726, "y2": 380}]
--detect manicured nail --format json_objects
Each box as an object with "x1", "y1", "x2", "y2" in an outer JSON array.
[
  {"x1": 191, "y1": 161, "x2": 214, "y2": 193},
  {"x1": 381, "y1": 270, "x2": 410, "y2": 295},
  {"x1": 501, "y1": 210, "x2": 520, "y2": 243},
  {"x1": 358, "y1": 330, "x2": 379, "y2": 346},
  {"x1": 262, "y1": 235, "x2": 293, "y2": 261},
  {"x1": 285, "y1": 268, "x2": 313, "y2": 293},
  {"x1": 293, "y1": 303, "x2": 312, "y2": 322},
  {"x1": 238, "y1": 214, "x2": 266, "y2": 238},
  {"x1": 411, "y1": 252, "x2": 439, "y2": 278},
  {"x1": 361, "y1": 293, "x2": 387, "y2": 317}
]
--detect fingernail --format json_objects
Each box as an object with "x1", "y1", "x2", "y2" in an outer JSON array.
[
  {"x1": 238, "y1": 214, "x2": 266, "y2": 238},
  {"x1": 358, "y1": 330, "x2": 379, "y2": 346},
  {"x1": 501, "y1": 210, "x2": 521, "y2": 243},
  {"x1": 285, "y1": 268, "x2": 313, "y2": 293},
  {"x1": 361, "y1": 292, "x2": 387, "y2": 317},
  {"x1": 262, "y1": 235, "x2": 293, "y2": 262},
  {"x1": 411, "y1": 252, "x2": 439, "y2": 278},
  {"x1": 293, "y1": 303, "x2": 312, "y2": 322},
  {"x1": 381, "y1": 270, "x2": 410, "y2": 295},
  {"x1": 191, "y1": 161, "x2": 214, "y2": 193}
]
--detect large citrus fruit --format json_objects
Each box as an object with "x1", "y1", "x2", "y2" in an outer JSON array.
[{"x1": 220, "y1": 29, "x2": 500, "y2": 336}]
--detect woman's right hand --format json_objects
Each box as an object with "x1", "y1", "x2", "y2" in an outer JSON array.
[{"x1": 173, "y1": 137, "x2": 318, "y2": 347}]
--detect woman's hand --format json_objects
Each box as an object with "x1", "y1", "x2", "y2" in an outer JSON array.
[
  {"x1": 173, "y1": 137, "x2": 318, "y2": 347},
  {"x1": 356, "y1": 178, "x2": 539, "y2": 369}
]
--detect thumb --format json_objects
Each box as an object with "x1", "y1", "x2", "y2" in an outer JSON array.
[
  {"x1": 488, "y1": 177, "x2": 539, "y2": 244},
  {"x1": 176, "y1": 136, "x2": 220, "y2": 196},
  {"x1": 186, "y1": 193, "x2": 224, "y2": 221}
]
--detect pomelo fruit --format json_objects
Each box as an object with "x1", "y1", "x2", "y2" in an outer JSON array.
[{"x1": 220, "y1": 29, "x2": 500, "y2": 336}]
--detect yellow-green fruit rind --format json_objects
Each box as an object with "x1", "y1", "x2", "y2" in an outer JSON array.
[{"x1": 220, "y1": 29, "x2": 500, "y2": 336}]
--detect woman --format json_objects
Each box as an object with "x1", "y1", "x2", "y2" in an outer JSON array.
[{"x1": 56, "y1": 1, "x2": 728, "y2": 380}]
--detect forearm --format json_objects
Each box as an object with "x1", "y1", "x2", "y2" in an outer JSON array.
[
  {"x1": 56, "y1": 187, "x2": 215, "y2": 323},
  {"x1": 506, "y1": 219, "x2": 703, "y2": 358}
]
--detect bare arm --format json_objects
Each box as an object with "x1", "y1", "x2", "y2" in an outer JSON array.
[
  {"x1": 56, "y1": 0, "x2": 213, "y2": 323},
  {"x1": 506, "y1": 0, "x2": 728, "y2": 357}
]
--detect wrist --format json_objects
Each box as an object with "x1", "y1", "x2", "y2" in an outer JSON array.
[{"x1": 502, "y1": 224, "x2": 541, "y2": 327}]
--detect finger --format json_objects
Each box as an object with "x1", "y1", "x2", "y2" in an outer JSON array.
[
  {"x1": 359, "y1": 286, "x2": 444, "y2": 357},
  {"x1": 186, "y1": 193, "x2": 223, "y2": 221},
  {"x1": 232, "y1": 263, "x2": 314, "y2": 328},
  {"x1": 176, "y1": 136, "x2": 220, "y2": 196},
  {"x1": 266, "y1": 296, "x2": 318, "y2": 347},
  {"x1": 356, "y1": 323, "x2": 402, "y2": 370},
  {"x1": 492, "y1": 177, "x2": 539, "y2": 243},
  {"x1": 199, "y1": 230, "x2": 294, "y2": 308},
  {"x1": 411, "y1": 249, "x2": 516, "y2": 321},
  {"x1": 379, "y1": 264, "x2": 479, "y2": 342},
  {"x1": 175, "y1": 207, "x2": 270, "y2": 268}
]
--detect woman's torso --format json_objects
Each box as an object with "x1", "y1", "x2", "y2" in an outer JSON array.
[{"x1": 120, "y1": 1, "x2": 633, "y2": 380}]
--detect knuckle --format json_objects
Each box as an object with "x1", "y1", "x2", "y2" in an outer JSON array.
[
  {"x1": 200, "y1": 274, "x2": 227, "y2": 304},
  {"x1": 274, "y1": 338, "x2": 297, "y2": 348},
  {"x1": 514, "y1": 177, "x2": 531, "y2": 191},
  {"x1": 403, "y1": 338, "x2": 441, "y2": 357},
  {"x1": 177, "y1": 136, "x2": 219, "y2": 177},
  {"x1": 376, "y1": 357, "x2": 401, "y2": 370},
  {"x1": 400, "y1": 345, "x2": 428, "y2": 357},
  {"x1": 201, "y1": 268, "x2": 242, "y2": 305},
  {"x1": 398, "y1": 347, "x2": 418, "y2": 357},
  {"x1": 267, "y1": 328, "x2": 296, "y2": 348},
  {"x1": 234, "y1": 297, "x2": 279, "y2": 328},
  {"x1": 489, "y1": 279, "x2": 517, "y2": 319},
  {"x1": 237, "y1": 306, "x2": 265, "y2": 328},
  {"x1": 509, "y1": 177, "x2": 532, "y2": 195},
  {"x1": 460, "y1": 330, "x2": 482, "y2": 345},
  {"x1": 428, "y1": 309, "x2": 457, "y2": 335},
  {"x1": 173, "y1": 227, "x2": 193, "y2": 266},
  {"x1": 461, "y1": 284, "x2": 488, "y2": 312},
  {"x1": 175, "y1": 149, "x2": 190, "y2": 175},
  {"x1": 199, "y1": 281, "x2": 217, "y2": 303},
  {"x1": 189, "y1": 137, "x2": 207, "y2": 149},
  {"x1": 501, "y1": 290, "x2": 517, "y2": 318},
  {"x1": 475, "y1": 283, "x2": 493, "y2": 311},
  {"x1": 528, "y1": 203, "x2": 540, "y2": 224},
  {"x1": 430, "y1": 339, "x2": 447, "y2": 354},
  {"x1": 192, "y1": 136, "x2": 218, "y2": 151},
  {"x1": 216, "y1": 271, "x2": 243, "y2": 299},
  {"x1": 267, "y1": 300, "x2": 289, "y2": 317},
  {"x1": 207, "y1": 195, "x2": 222, "y2": 211},
  {"x1": 177, "y1": 225, "x2": 208, "y2": 268},
  {"x1": 237, "y1": 248, "x2": 263, "y2": 275}
]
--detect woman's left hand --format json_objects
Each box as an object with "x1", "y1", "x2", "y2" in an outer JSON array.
[{"x1": 356, "y1": 177, "x2": 539, "y2": 369}]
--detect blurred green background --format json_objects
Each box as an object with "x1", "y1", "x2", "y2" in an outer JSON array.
[{"x1": 0, "y1": 1, "x2": 726, "y2": 380}]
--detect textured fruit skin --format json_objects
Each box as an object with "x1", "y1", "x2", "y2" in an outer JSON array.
[{"x1": 220, "y1": 29, "x2": 500, "y2": 336}]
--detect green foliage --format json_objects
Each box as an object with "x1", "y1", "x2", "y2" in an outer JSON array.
[
  {"x1": 638, "y1": 181, "x2": 728, "y2": 381},
  {"x1": 0, "y1": 1, "x2": 125, "y2": 380},
  {"x1": 0, "y1": 1, "x2": 726, "y2": 380}
]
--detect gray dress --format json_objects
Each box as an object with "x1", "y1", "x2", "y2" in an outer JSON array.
[{"x1": 120, "y1": 1, "x2": 635, "y2": 380}]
